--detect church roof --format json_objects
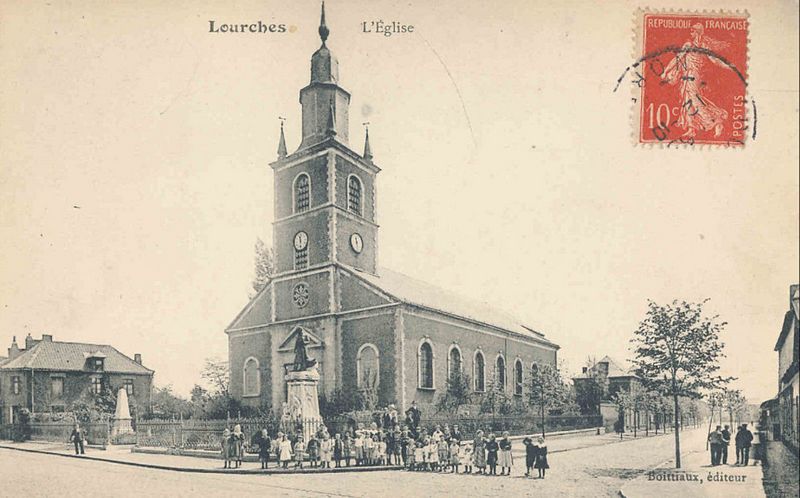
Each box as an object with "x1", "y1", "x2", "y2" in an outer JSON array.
[
  {"x1": 350, "y1": 266, "x2": 558, "y2": 348},
  {"x1": 0, "y1": 340, "x2": 152, "y2": 375}
]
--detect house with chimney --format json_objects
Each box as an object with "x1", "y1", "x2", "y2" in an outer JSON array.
[
  {"x1": 0, "y1": 334, "x2": 153, "y2": 424},
  {"x1": 573, "y1": 356, "x2": 644, "y2": 432}
]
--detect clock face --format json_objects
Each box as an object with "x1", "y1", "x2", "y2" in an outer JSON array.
[
  {"x1": 350, "y1": 233, "x2": 363, "y2": 253},
  {"x1": 294, "y1": 231, "x2": 308, "y2": 251}
]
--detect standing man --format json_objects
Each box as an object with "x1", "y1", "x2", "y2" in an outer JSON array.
[
  {"x1": 739, "y1": 424, "x2": 754, "y2": 465},
  {"x1": 405, "y1": 401, "x2": 421, "y2": 437},
  {"x1": 707, "y1": 426, "x2": 723, "y2": 465},
  {"x1": 69, "y1": 423, "x2": 85, "y2": 455},
  {"x1": 721, "y1": 425, "x2": 731, "y2": 465}
]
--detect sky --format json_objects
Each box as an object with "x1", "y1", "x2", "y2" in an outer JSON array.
[{"x1": 1, "y1": 0, "x2": 798, "y2": 402}]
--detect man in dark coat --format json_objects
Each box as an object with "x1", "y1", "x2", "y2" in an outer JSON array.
[
  {"x1": 253, "y1": 429, "x2": 272, "y2": 469},
  {"x1": 738, "y1": 424, "x2": 754, "y2": 465},
  {"x1": 405, "y1": 401, "x2": 421, "y2": 437},
  {"x1": 721, "y1": 425, "x2": 731, "y2": 465},
  {"x1": 69, "y1": 424, "x2": 85, "y2": 455}
]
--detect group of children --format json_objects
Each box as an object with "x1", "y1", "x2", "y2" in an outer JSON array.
[{"x1": 223, "y1": 422, "x2": 550, "y2": 478}]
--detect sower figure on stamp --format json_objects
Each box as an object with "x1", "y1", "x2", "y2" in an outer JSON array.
[{"x1": 661, "y1": 23, "x2": 731, "y2": 138}]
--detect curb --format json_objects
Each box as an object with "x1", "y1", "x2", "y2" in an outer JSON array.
[{"x1": 0, "y1": 444, "x2": 403, "y2": 476}]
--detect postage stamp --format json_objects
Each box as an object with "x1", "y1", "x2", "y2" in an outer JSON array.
[{"x1": 632, "y1": 10, "x2": 749, "y2": 147}]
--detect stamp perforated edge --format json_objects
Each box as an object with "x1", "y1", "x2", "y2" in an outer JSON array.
[{"x1": 628, "y1": 8, "x2": 751, "y2": 149}]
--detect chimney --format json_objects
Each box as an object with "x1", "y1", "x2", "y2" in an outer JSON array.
[
  {"x1": 8, "y1": 336, "x2": 21, "y2": 360},
  {"x1": 581, "y1": 366, "x2": 588, "y2": 374},
  {"x1": 134, "y1": 353, "x2": 142, "y2": 365},
  {"x1": 24, "y1": 333, "x2": 36, "y2": 350},
  {"x1": 41, "y1": 334, "x2": 53, "y2": 342}
]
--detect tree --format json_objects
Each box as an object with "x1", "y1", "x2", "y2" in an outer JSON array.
[
  {"x1": 528, "y1": 364, "x2": 571, "y2": 436},
  {"x1": 250, "y1": 237, "x2": 274, "y2": 298},
  {"x1": 479, "y1": 376, "x2": 512, "y2": 417},
  {"x1": 630, "y1": 299, "x2": 732, "y2": 468},
  {"x1": 574, "y1": 357, "x2": 609, "y2": 415},
  {"x1": 150, "y1": 385, "x2": 192, "y2": 419},
  {"x1": 435, "y1": 372, "x2": 472, "y2": 415},
  {"x1": 201, "y1": 357, "x2": 230, "y2": 397},
  {"x1": 723, "y1": 388, "x2": 746, "y2": 426}
]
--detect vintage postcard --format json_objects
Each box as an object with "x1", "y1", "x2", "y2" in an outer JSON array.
[{"x1": 0, "y1": 1, "x2": 798, "y2": 497}]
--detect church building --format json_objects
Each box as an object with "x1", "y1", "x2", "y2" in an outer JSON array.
[{"x1": 226, "y1": 5, "x2": 560, "y2": 414}]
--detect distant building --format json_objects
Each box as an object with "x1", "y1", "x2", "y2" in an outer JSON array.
[
  {"x1": 773, "y1": 284, "x2": 799, "y2": 453},
  {"x1": 0, "y1": 334, "x2": 153, "y2": 424},
  {"x1": 573, "y1": 356, "x2": 645, "y2": 432},
  {"x1": 225, "y1": 6, "x2": 560, "y2": 414}
]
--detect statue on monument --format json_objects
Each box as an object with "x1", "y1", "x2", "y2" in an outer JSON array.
[{"x1": 292, "y1": 331, "x2": 317, "y2": 372}]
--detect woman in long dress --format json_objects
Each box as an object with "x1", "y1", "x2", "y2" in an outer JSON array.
[
  {"x1": 278, "y1": 433, "x2": 293, "y2": 469},
  {"x1": 472, "y1": 430, "x2": 487, "y2": 474}
]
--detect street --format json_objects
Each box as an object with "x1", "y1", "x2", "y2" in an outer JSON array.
[{"x1": 0, "y1": 427, "x2": 711, "y2": 497}]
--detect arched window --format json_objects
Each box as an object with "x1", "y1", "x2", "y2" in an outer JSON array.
[
  {"x1": 474, "y1": 350, "x2": 486, "y2": 392},
  {"x1": 418, "y1": 340, "x2": 434, "y2": 389},
  {"x1": 448, "y1": 345, "x2": 462, "y2": 380},
  {"x1": 514, "y1": 359, "x2": 524, "y2": 396},
  {"x1": 347, "y1": 175, "x2": 363, "y2": 216},
  {"x1": 357, "y1": 343, "x2": 380, "y2": 389},
  {"x1": 495, "y1": 354, "x2": 506, "y2": 391},
  {"x1": 243, "y1": 357, "x2": 260, "y2": 396},
  {"x1": 294, "y1": 173, "x2": 310, "y2": 213}
]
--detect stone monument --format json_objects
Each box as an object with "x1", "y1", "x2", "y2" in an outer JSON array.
[
  {"x1": 285, "y1": 331, "x2": 322, "y2": 442},
  {"x1": 111, "y1": 387, "x2": 134, "y2": 437}
]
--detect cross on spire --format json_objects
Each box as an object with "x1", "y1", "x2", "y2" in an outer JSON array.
[
  {"x1": 318, "y1": 1, "x2": 329, "y2": 45},
  {"x1": 277, "y1": 117, "x2": 288, "y2": 159}
]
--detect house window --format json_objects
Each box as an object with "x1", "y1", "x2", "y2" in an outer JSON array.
[
  {"x1": 448, "y1": 346, "x2": 462, "y2": 380},
  {"x1": 123, "y1": 379, "x2": 135, "y2": 396},
  {"x1": 496, "y1": 355, "x2": 506, "y2": 391},
  {"x1": 357, "y1": 344, "x2": 380, "y2": 390},
  {"x1": 91, "y1": 377, "x2": 102, "y2": 394},
  {"x1": 347, "y1": 175, "x2": 363, "y2": 215},
  {"x1": 294, "y1": 173, "x2": 310, "y2": 213},
  {"x1": 51, "y1": 377, "x2": 64, "y2": 398},
  {"x1": 294, "y1": 246, "x2": 308, "y2": 270},
  {"x1": 243, "y1": 357, "x2": 260, "y2": 396},
  {"x1": 418, "y1": 340, "x2": 434, "y2": 389},
  {"x1": 92, "y1": 358, "x2": 104, "y2": 371},
  {"x1": 514, "y1": 359, "x2": 524, "y2": 396},
  {"x1": 474, "y1": 351, "x2": 485, "y2": 392},
  {"x1": 11, "y1": 376, "x2": 21, "y2": 395}
]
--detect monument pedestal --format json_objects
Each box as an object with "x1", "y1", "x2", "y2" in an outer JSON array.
[{"x1": 285, "y1": 367, "x2": 322, "y2": 442}]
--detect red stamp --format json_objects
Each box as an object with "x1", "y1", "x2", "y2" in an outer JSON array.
[{"x1": 634, "y1": 11, "x2": 749, "y2": 146}]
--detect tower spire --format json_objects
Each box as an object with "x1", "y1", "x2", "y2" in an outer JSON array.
[
  {"x1": 318, "y1": 1, "x2": 329, "y2": 45},
  {"x1": 277, "y1": 118, "x2": 288, "y2": 158},
  {"x1": 363, "y1": 123, "x2": 373, "y2": 161}
]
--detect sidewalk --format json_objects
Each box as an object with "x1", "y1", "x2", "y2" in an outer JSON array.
[
  {"x1": 0, "y1": 441, "x2": 401, "y2": 475},
  {"x1": 762, "y1": 441, "x2": 800, "y2": 498},
  {"x1": 0, "y1": 427, "x2": 677, "y2": 476}
]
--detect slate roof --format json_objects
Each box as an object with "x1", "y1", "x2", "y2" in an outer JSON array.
[
  {"x1": 0, "y1": 340, "x2": 152, "y2": 375},
  {"x1": 574, "y1": 355, "x2": 634, "y2": 379},
  {"x1": 351, "y1": 266, "x2": 558, "y2": 348}
]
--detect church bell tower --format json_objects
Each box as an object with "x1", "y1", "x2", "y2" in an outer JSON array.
[{"x1": 270, "y1": 2, "x2": 380, "y2": 311}]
